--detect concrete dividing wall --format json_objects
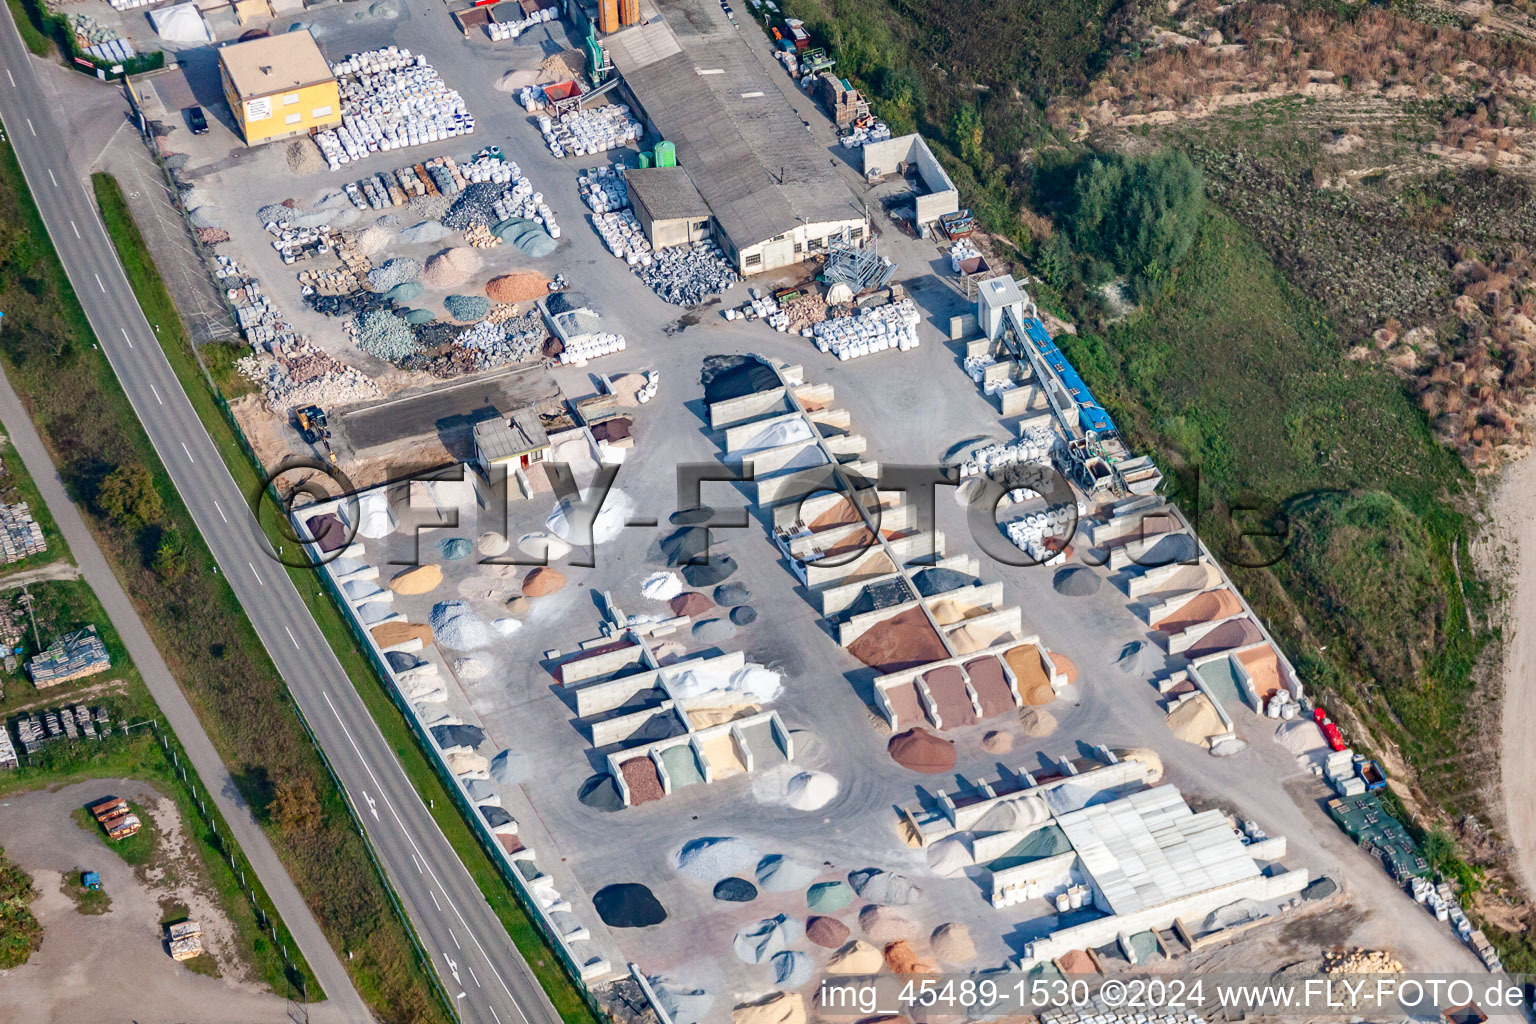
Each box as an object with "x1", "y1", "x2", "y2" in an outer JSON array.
[
  {"x1": 773, "y1": 489, "x2": 900, "y2": 534},
  {"x1": 1126, "y1": 557, "x2": 1217, "y2": 600},
  {"x1": 942, "y1": 604, "x2": 1021, "y2": 648},
  {"x1": 860, "y1": 133, "x2": 959, "y2": 225},
  {"x1": 588, "y1": 704, "x2": 684, "y2": 747},
  {"x1": 1162, "y1": 612, "x2": 1245, "y2": 656},
  {"x1": 815, "y1": 568, "x2": 904, "y2": 616},
  {"x1": 708, "y1": 388, "x2": 788, "y2": 429},
  {"x1": 560, "y1": 641, "x2": 647, "y2": 687},
  {"x1": 925, "y1": 580, "x2": 1004, "y2": 622}
]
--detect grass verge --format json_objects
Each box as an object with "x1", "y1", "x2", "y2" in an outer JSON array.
[
  {"x1": 4, "y1": 0, "x2": 50, "y2": 56},
  {"x1": 93, "y1": 171, "x2": 599, "y2": 1024},
  {"x1": 0, "y1": 421, "x2": 72, "y2": 574},
  {"x1": 61, "y1": 872, "x2": 112, "y2": 915},
  {"x1": 0, "y1": 138, "x2": 443, "y2": 1021}
]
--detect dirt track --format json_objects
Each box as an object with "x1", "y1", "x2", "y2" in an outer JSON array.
[{"x1": 1487, "y1": 457, "x2": 1536, "y2": 901}]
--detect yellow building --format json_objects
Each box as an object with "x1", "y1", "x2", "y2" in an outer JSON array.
[{"x1": 218, "y1": 31, "x2": 340, "y2": 145}]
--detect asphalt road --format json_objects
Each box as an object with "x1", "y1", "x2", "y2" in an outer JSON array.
[{"x1": 0, "y1": 23, "x2": 566, "y2": 1024}]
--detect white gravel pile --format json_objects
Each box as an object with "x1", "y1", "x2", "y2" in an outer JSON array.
[
  {"x1": 674, "y1": 836, "x2": 761, "y2": 881},
  {"x1": 430, "y1": 600, "x2": 494, "y2": 649},
  {"x1": 367, "y1": 257, "x2": 423, "y2": 291}
]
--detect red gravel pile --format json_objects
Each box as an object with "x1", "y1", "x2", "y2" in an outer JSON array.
[
  {"x1": 887, "y1": 728, "x2": 956, "y2": 774},
  {"x1": 485, "y1": 271, "x2": 551, "y2": 303},
  {"x1": 523, "y1": 566, "x2": 567, "y2": 596}
]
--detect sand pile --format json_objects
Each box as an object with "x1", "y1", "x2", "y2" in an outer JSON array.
[
  {"x1": 689, "y1": 703, "x2": 759, "y2": 728},
  {"x1": 785, "y1": 771, "x2": 838, "y2": 810},
  {"x1": 948, "y1": 621, "x2": 1014, "y2": 654},
  {"x1": 848, "y1": 608, "x2": 949, "y2": 673},
  {"x1": 825, "y1": 940, "x2": 883, "y2": 974},
  {"x1": 1019, "y1": 708, "x2": 1058, "y2": 737},
  {"x1": 670, "y1": 592, "x2": 713, "y2": 617},
  {"x1": 642, "y1": 571, "x2": 683, "y2": 601},
  {"x1": 925, "y1": 835, "x2": 973, "y2": 877},
  {"x1": 732, "y1": 992, "x2": 805, "y2": 1024},
  {"x1": 1116, "y1": 746, "x2": 1164, "y2": 781},
  {"x1": 806, "y1": 880, "x2": 853, "y2": 912},
  {"x1": 485, "y1": 271, "x2": 550, "y2": 303},
  {"x1": 806, "y1": 916, "x2": 850, "y2": 947},
  {"x1": 849, "y1": 869, "x2": 921, "y2": 905},
  {"x1": 771, "y1": 951, "x2": 813, "y2": 988},
  {"x1": 593, "y1": 883, "x2": 667, "y2": 928},
  {"x1": 446, "y1": 751, "x2": 489, "y2": 777},
  {"x1": 1056, "y1": 949, "x2": 1096, "y2": 974},
  {"x1": 714, "y1": 877, "x2": 757, "y2": 902},
  {"x1": 676, "y1": 836, "x2": 761, "y2": 880},
  {"x1": 522, "y1": 566, "x2": 566, "y2": 596},
  {"x1": 1167, "y1": 694, "x2": 1224, "y2": 747},
  {"x1": 887, "y1": 728, "x2": 955, "y2": 774},
  {"x1": 929, "y1": 598, "x2": 986, "y2": 626},
  {"x1": 733, "y1": 914, "x2": 802, "y2": 964},
  {"x1": 883, "y1": 941, "x2": 930, "y2": 974},
  {"x1": 370, "y1": 621, "x2": 433, "y2": 648},
  {"x1": 982, "y1": 730, "x2": 1014, "y2": 753},
  {"x1": 859, "y1": 906, "x2": 915, "y2": 942},
  {"x1": 505, "y1": 596, "x2": 531, "y2": 614},
  {"x1": 477, "y1": 532, "x2": 510, "y2": 556},
  {"x1": 930, "y1": 923, "x2": 975, "y2": 963},
  {"x1": 518, "y1": 532, "x2": 572, "y2": 561},
  {"x1": 1054, "y1": 653, "x2": 1080, "y2": 685},
  {"x1": 429, "y1": 601, "x2": 494, "y2": 649},
  {"x1": 422, "y1": 247, "x2": 480, "y2": 287},
  {"x1": 757, "y1": 855, "x2": 818, "y2": 892}
]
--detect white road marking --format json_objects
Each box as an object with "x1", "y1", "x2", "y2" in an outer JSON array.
[
  {"x1": 181, "y1": 441, "x2": 194, "y2": 463},
  {"x1": 46, "y1": 167, "x2": 55, "y2": 186},
  {"x1": 490, "y1": 1005, "x2": 502, "y2": 1024},
  {"x1": 25, "y1": 117, "x2": 34, "y2": 135},
  {"x1": 120, "y1": 327, "x2": 133, "y2": 349},
  {"x1": 430, "y1": 890, "x2": 442, "y2": 911},
  {"x1": 362, "y1": 792, "x2": 378, "y2": 819},
  {"x1": 318, "y1": 690, "x2": 532, "y2": 1024},
  {"x1": 214, "y1": 500, "x2": 227, "y2": 523},
  {"x1": 469, "y1": 965, "x2": 480, "y2": 988},
  {"x1": 149, "y1": 384, "x2": 162, "y2": 405},
  {"x1": 450, "y1": 929, "x2": 460, "y2": 950},
  {"x1": 411, "y1": 853, "x2": 423, "y2": 874},
  {"x1": 94, "y1": 274, "x2": 105, "y2": 292},
  {"x1": 70, "y1": 220, "x2": 80, "y2": 239},
  {"x1": 7, "y1": 69, "x2": 15, "y2": 86},
  {"x1": 248, "y1": 561, "x2": 264, "y2": 586},
  {"x1": 285, "y1": 626, "x2": 299, "y2": 649}
]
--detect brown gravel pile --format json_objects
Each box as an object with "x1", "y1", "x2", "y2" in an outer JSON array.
[
  {"x1": 285, "y1": 138, "x2": 327, "y2": 175},
  {"x1": 523, "y1": 566, "x2": 567, "y2": 596},
  {"x1": 620, "y1": 756, "x2": 663, "y2": 804},
  {"x1": 197, "y1": 226, "x2": 230, "y2": 244},
  {"x1": 806, "y1": 916, "x2": 850, "y2": 948},
  {"x1": 887, "y1": 728, "x2": 955, "y2": 774},
  {"x1": 981, "y1": 730, "x2": 1013, "y2": 753},
  {"x1": 669, "y1": 592, "x2": 714, "y2": 618},
  {"x1": 848, "y1": 608, "x2": 949, "y2": 674},
  {"x1": 860, "y1": 905, "x2": 915, "y2": 942},
  {"x1": 422, "y1": 247, "x2": 480, "y2": 288},
  {"x1": 486, "y1": 271, "x2": 551, "y2": 303},
  {"x1": 883, "y1": 940, "x2": 930, "y2": 974}
]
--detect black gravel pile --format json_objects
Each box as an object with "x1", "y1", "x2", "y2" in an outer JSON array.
[
  {"x1": 594, "y1": 883, "x2": 667, "y2": 928},
  {"x1": 713, "y1": 877, "x2": 758, "y2": 903}
]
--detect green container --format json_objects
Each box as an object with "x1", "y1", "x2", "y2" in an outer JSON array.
[
  {"x1": 654, "y1": 140, "x2": 676, "y2": 167},
  {"x1": 636, "y1": 152, "x2": 653, "y2": 169}
]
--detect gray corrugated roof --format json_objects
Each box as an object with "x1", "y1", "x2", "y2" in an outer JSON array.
[
  {"x1": 608, "y1": 2, "x2": 861, "y2": 248},
  {"x1": 626, "y1": 166, "x2": 709, "y2": 222}
]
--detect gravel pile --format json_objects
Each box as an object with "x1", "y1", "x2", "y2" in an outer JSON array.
[
  {"x1": 285, "y1": 138, "x2": 327, "y2": 175},
  {"x1": 197, "y1": 227, "x2": 230, "y2": 244},
  {"x1": 430, "y1": 600, "x2": 494, "y2": 649},
  {"x1": 386, "y1": 281, "x2": 424, "y2": 303},
  {"x1": 353, "y1": 309, "x2": 421, "y2": 362},
  {"x1": 257, "y1": 201, "x2": 297, "y2": 223},
  {"x1": 713, "y1": 877, "x2": 757, "y2": 902},
  {"x1": 733, "y1": 915, "x2": 802, "y2": 964},
  {"x1": 405, "y1": 308, "x2": 436, "y2": 325},
  {"x1": 441, "y1": 183, "x2": 509, "y2": 230},
  {"x1": 356, "y1": 224, "x2": 392, "y2": 256},
  {"x1": 188, "y1": 206, "x2": 222, "y2": 228},
  {"x1": 485, "y1": 271, "x2": 550, "y2": 303},
  {"x1": 445, "y1": 294, "x2": 490, "y2": 321},
  {"x1": 756, "y1": 855, "x2": 818, "y2": 892},
  {"x1": 423, "y1": 247, "x2": 480, "y2": 288},
  {"x1": 402, "y1": 219, "x2": 454, "y2": 244},
  {"x1": 675, "y1": 836, "x2": 760, "y2": 881},
  {"x1": 849, "y1": 869, "x2": 921, "y2": 905},
  {"x1": 367, "y1": 257, "x2": 422, "y2": 291},
  {"x1": 376, "y1": 213, "x2": 403, "y2": 229},
  {"x1": 771, "y1": 951, "x2": 812, "y2": 988},
  {"x1": 455, "y1": 320, "x2": 541, "y2": 369},
  {"x1": 408, "y1": 194, "x2": 452, "y2": 220},
  {"x1": 637, "y1": 242, "x2": 738, "y2": 305}
]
